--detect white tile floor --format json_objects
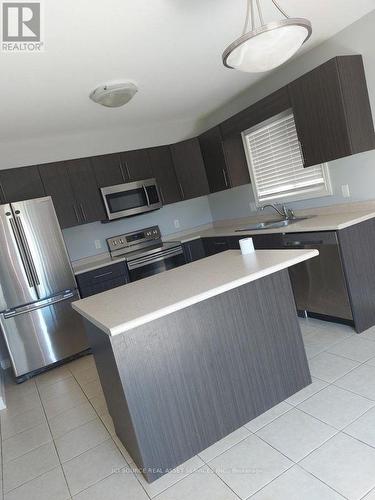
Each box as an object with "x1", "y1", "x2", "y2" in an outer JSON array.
[{"x1": 3, "y1": 318, "x2": 375, "y2": 499}]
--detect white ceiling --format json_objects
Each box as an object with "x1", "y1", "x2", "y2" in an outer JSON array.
[{"x1": 1, "y1": 0, "x2": 374, "y2": 142}]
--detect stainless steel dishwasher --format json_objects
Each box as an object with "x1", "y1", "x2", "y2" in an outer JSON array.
[{"x1": 282, "y1": 232, "x2": 353, "y2": 322}]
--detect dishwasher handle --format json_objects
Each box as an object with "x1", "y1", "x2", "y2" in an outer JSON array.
[
  {"x1": 284, "y1": 240, "x2": 324, "y2": 247},
  {"x1": 283, "y1": 231, "x2": 338, "y2": 247}
]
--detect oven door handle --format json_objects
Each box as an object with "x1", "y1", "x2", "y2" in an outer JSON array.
[{"x1": 127, "y1": 247, "x2": 184, "y2": 270}]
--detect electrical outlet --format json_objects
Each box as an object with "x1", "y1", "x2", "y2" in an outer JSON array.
[
  {"x1": 94, "y1": 240, "x2": 102, "y2": 249},
  {"x1": 341, "y1": 184, "x2": 351, "y2": 198},
  {"x1": 174, "y1": 219, "x2": 180, "y2": 229}
]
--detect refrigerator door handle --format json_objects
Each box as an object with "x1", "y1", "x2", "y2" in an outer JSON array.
[
  {"x1": 3, "y1": 291, "x2": 76, "y2": 318},
  {"x1": 9, "y1": 217, "x2": 35, "y2": 288},
  {"x1": 15, "y1": 215, "x2": 40, "y2": 286}
]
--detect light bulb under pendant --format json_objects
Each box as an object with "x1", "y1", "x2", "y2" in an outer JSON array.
[{"x1": 222, "y1": 0, "x2": 312, "y2": 73}]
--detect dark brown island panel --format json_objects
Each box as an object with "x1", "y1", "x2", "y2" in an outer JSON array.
[
  {"x1": 337, "y1": 218, "x2": 375, "y2": 333},
  {"x1": 78, "y1": 266, "x2": 311, "y2": 483}
]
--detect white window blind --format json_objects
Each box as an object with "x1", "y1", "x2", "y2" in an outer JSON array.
[{"x1": 242, "y1": 111, "x2": 331, "y2": 205}]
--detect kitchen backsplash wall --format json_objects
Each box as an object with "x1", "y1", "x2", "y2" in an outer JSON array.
[
  {"x1": 63, "y1": 195, "x2": 212, "y2": 261},
  {"x1": 208, "y1": 149, "x2": 375, "y2": 221},
  {"x1": 206, "y1": 10, "x2": 375, "y2": 221}
]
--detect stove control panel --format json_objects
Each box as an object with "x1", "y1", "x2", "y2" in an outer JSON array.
[{"x1": 107, "y1": 225, "x2": 161, "y2": 254}]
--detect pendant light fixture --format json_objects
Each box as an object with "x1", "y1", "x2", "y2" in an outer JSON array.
[{"x1": 222, "y1": 0, "x2": 312, "y2": 73}]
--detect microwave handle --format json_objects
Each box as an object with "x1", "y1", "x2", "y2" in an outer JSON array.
[{"x1": 143, "y1": 185, "x2": 151, "y2": 206}]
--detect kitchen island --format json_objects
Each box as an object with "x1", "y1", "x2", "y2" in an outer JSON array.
[{"x1": 73, "y1": 249, "x2": 317, "y2": 482}]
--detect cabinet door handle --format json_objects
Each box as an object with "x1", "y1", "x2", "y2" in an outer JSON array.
[
  {"x1": 213, "y1": 241, "x2": 227, "y2": 246},
  {"x1": 188, "y1": 245, "x2": 193, "y2": 262},
  {"x1": 220, "y1": 141, "x2": 232, "y2": 187},
  {"x1": 179, "y1": 182, "x2": 185, "y2": 199},
  {"x1": 222, "y1": 169, "x2": 229, "y2": 188},
  {"x1": 80, "y1": 203, "x2": 87, "y2": 222},
  {"x1": 123, "y1": 161, "x2": 131, "y2": 180},
  {"x1": 0, "y1": 181, "x2": 6, "y2": 203},
  {"x1": 73, "y1": 205, "x2": 80, "y2": 222},
  {"x1": 119, "y1": 161, "x2": 126, "y2": 182},
  {"x1": 93, "y1": 271, "x2": 113, "y2": 279}
]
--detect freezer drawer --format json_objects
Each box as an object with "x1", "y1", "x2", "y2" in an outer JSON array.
[{"x1": 0, "y1": 292, "x2": 89, "y2": 377}]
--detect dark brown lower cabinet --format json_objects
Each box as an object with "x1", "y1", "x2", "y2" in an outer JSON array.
[
  {"x1": 183, "y1": 239, "x2": 206, "y2": 263},
  {"x1": 202, "y1": 237, "x2": 230, "y2": 256},
  {"x1": 0, "y1": 166, "x2": 45, "y2": 204},
  {"x1": 148, "y1": 146, "x2": 182, "y2": 205},
  {"x1": 76, "y1": 262, "x2": 129, "y2": 298},
  {"x1": 338, "y1": 219, "x2": 375, "y2": 333}
]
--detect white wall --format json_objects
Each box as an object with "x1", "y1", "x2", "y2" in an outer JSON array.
[
  {"x1": 0, "y1": 118, "x2": 200, "y2": 170},
  {"x1": 207, "y1": 10, "x2": 375, "y2": 221},
  {"x1": 63, "y1": 196, "x2": 212, "y2": 261},
  {"x1": 3, "y1": 10, "x2": 375, "y2": 260}
]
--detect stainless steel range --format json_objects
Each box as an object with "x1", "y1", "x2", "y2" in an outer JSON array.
[{"x1": 107, "y1": 226, "x2": 186, "y2": 282}]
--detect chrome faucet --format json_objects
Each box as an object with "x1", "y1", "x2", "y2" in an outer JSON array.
[{"x1": 260, "y1": 204, "x2": 295, "y2": 220}]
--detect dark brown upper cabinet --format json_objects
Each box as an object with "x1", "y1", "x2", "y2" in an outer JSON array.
[
  {"x1": 289, "y1": 55, "x2": 375, "y2": 167},
  {"x1": 221, "y1": 133, "x2": 250, "y2": 187},
  {"x1": 0, "y1": 165, "x2": 45, "y2": 204},
  {"x1": 91, "y1": 153, "x2": 125, "y2": 188},
  {"x1": 147, "y1": 146, "x2": 182, "y2": 205},
  {"x1": 199, "y1": 126, "x2": 229, "y2": 193},
  {"x1": 39, "y1": 162, "x2": 81, "y2": 229},
  {"x1": 65, "y1": 158, "x2": 106, "y2": 225},
  {"x1": 170, "y1": 138, "x2": 210, "y2": 201},
  {"x1": 120, "y1": 149, "x2": 153, "y2": 182},
  {"x1": 220, "y1": 87, "x2": 291, "y2": 138},
  {"x1": 199, "y1": 126, "x2": 250, "y2": 192}
]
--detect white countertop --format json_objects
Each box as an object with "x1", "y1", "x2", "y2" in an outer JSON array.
[
  {"x1": 71, "y1": 208, "x2": 375, "y2": 275},
  {"x1": 164, "y1": 210, "x2": 375, "y2": 243},
  {"x1": 72, "y1": 249, "x2": 318, "y2": 337}
]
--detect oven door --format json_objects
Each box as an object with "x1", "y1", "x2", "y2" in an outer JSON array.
[
  {"x1": 127, "y1": 246, "x2": 186, "y2": 282},
  {"x1": 101, "y1": 179, "x2": 162, "y2": 220}
]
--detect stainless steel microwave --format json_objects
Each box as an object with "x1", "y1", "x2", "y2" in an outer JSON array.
[{"x1": 101, "y1": 178, "x2": 162, "y2": 221}]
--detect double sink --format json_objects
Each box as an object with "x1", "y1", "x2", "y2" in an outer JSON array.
[{"x1": 236, "y1": 217, "x2": 310, "y2": 232}]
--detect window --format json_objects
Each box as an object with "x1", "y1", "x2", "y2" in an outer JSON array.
[{"x1": 242, "y1": 110, "x2": 332, "y2": 206}]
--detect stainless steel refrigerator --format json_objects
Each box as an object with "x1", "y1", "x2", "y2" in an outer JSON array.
[{"x1": 0, "y1": 197, "x2": 89, "y2": 380}]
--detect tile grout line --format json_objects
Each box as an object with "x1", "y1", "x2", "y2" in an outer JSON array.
[
  {"x1": 246, "y1": 460, "x2": 350, "y2": 500},
  {"x1": 34, "y1": 373, "x2": 75, "y2": 499},
  {"x1": 3, "y1": 466, "x2": 64, "y2": 497},
  {"x1": 236, "y1": 324, "x2": 375, "y2": 499},
  {"x1": 68, "y1": 362, "x2": 154, "y2": 499},
  {"x1": 5, "y1": 327, "x2": 375, "y2": 499},
  {"x1": 208, "y1": 455, "x2": 295, "y2": 500},
  {"x1": 190, "y1": 464, "x2": 242, "y2": 500},
  {"x1": 197, "y1": 430, "x2": 254, "y2": 465}
]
